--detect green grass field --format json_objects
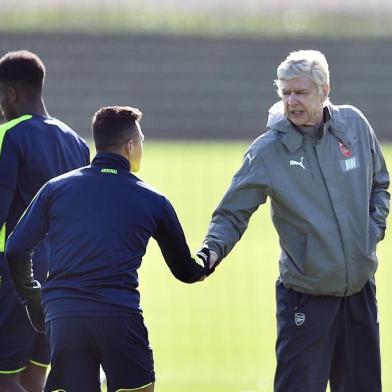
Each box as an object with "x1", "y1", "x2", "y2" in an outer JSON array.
[{"x1": 113, "y1": 141, "x2": 392, "y2": 392}]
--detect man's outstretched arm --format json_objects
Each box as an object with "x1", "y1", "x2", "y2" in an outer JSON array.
[
  {"x1": 154, "y1": 198, "x2": 211, "y2": 283},
  {"x1": 203, "y1": 145, "x2": 271, "y2": 266}
]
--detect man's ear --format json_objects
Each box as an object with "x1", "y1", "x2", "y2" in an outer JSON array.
[
  {"x1": 127, "y1": 139, "x2": 134, "y2": 152},
  {"x1": 322, "y1": 84, "x2": 330, "y2": 101},
  {"x1": 8, "y1": 86, "x2": 17, "y2": 103}
]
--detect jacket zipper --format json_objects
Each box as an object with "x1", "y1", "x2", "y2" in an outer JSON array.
[
  {"x1": 303, "y1": 136, "x2": 315, "y2": 180},
  {"x1": 313, "y1": 140, "x2": 349, "y2": 294}
]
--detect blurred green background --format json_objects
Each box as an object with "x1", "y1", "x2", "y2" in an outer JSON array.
[{"x1": 2, "y1": 0, "x2": 392, "y2": 37}]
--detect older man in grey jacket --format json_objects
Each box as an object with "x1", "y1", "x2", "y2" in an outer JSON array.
[{"x1": 200, "y1": 50, "x2": 389, "y2": 392}]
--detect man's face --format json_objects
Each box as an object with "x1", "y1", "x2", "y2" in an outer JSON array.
[
  {"x1": 280, "y1": 77, "x2": 328, "y2": 126},
  {"x1": 129, "y1": 121, "x2": 144, "y2": 172},
  {"x1": 0, "y1": 81, "x2": 17, "y2": 121}
]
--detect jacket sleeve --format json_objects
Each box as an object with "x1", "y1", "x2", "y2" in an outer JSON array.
[
  {"x1": 0, "y1": 186, "x2": 15, "y2": 251},
  {"x1": 0, "y1": 134, "x2": 19, "y2": 251},
  {"x1": 5, "y1": 184, "x2": 50, "y2": 305},
  {"x1": 369, "y1": 127, "x2": 390, "y2": 241},
  {"x1": 153, "y1": 197, "x2": 205, "y2": 283},
  {"x1": 203, "y1": 145, "x2": 272, "y2": 262},
  {"x1": 83, "y1": 142, "x2": 91, "y2": 165}
]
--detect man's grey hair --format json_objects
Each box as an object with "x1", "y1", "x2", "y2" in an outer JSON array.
[{"x1": 275, "y1": 50, "x2": 330, "y2": 100}]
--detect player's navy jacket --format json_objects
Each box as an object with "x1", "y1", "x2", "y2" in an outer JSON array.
[
  {"x1": 6, "y1": 152, "x2": 205, "y2": 321},
  {"x1": 0, "y1": 114, "x2": 89, "y2": 288}
]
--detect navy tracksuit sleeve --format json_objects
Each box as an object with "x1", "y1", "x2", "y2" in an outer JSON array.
[
  {"x1": 0, "y1": 133, "x2": 19, "y2": 190},
  {"x1": 0, "y1": 186, "x2": 14, "y2": 237},
  {"x1": 0, "y1": 135, "x2": 19, "y2": 249},
  {"x1": 154, "y1": 198, "x2": 205, "y2": 283},
  {"x1": 5, "y1": 184, "x2": 50, "y2": 305}
]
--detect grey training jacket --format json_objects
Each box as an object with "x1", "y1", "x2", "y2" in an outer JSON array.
[{"x1": 204, "y1": 102, "x2": 390, "y2": 296}]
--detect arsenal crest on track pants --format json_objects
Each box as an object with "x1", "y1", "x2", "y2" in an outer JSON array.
[{"x1": 274, "y1": 279, "x2": 381, "y2": 392}]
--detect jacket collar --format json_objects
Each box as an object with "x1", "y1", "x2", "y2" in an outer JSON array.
[
  {"x1": 267, "y1": 101, "x2": 355, "y2": 152},
  {"x1": 91, "y1": 152, "x2": 131, "y2": 172}
]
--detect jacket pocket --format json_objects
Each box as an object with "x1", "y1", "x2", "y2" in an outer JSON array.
[
  {"x1": 368, "y1": 218, "x2": 380, "y2": 255},
  {"x1": 290, "y1": 289, "x2": 311, "y2": 311},
  {"x1": 278, "y1": 224, "x2": 309, "y2": 275}
]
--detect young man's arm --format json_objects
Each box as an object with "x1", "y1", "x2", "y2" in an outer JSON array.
[
  {"x1": 153, "y1": 198, "x2": 208, "y2": 283},
  {"x1": 0, "y1": 186, "x2": 15, "y2": 250},
  {"x1": 5, "y1": 184, "x2": 50, "y2": 333},
  {"x1": 0, "y1": 133, "x2": 20, "y2": 252}
]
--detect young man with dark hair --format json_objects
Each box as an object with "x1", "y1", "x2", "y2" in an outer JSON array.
[
  {"x1": 0, "y1": 50, "x2": 90, "y2": 391},
  {"x1": 5, "y1": 106, "x2": 209, "y2": 392}
]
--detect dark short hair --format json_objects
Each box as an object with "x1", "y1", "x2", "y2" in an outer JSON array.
[
  {"x1": 92, "y1": 106, "x2": 143, "y2": 152},
  {"x1": 0, "y1": 50, "x2": 46, "y2": 88}
]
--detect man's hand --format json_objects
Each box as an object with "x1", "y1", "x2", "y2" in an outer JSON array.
[
  {"x1": 196, "y1": 246, "x2": 219, "y2": 277},
  {"x1": 25, "y1": 294, "x2": 45, "y2": 334}
]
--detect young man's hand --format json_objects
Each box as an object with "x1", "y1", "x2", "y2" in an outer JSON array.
[{"x1": 196, "y1": 246, "x2": 219, "y2": 277}]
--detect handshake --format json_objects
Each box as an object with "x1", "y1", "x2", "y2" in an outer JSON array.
[
  {"x1": 24, "y1": 249, "x2": 220, "y2": 333},
  {"x1": 196, "y1": 246, "x2": 220, "y2": 279}
]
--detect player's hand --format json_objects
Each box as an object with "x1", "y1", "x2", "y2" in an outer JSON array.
[
  {"x1": 196, "y1": 246, "x2": 219, "y2": 277},
  {"x1": 25, "y1": 294, "x2": 45, "y2": 334}
]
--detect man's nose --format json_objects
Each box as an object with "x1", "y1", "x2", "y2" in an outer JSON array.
[{"x1": 287, "y1": 94, "x2": 297, "y2": 105}]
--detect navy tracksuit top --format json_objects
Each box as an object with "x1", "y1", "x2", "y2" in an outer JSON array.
[
  {"x1": 0, "y1": 114, "x2": 89, "y2": 284},
  {"x1": 6, "y1": 152, "x2": 205, "y2": 321}
]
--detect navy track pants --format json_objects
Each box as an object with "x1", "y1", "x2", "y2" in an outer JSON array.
[{"x1": 274, "y1": 280, "x2": 381, "y2": 392}]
